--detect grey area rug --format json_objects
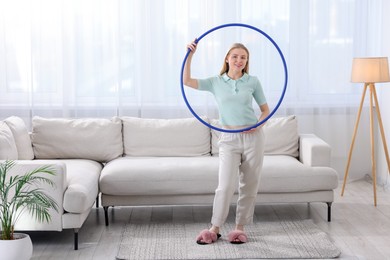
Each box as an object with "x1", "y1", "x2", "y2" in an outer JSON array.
[{"x1": 116, "y1": 220, "x2": 341, "y2": 259}]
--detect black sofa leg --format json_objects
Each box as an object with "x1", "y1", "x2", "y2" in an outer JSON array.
[
  {"x1": 326, "y1": 202, "x2": 332, "y2": 222},
  {"x1": 104, "y1": 206, "x2": 109, "y2": 226},
  {"x1": 74, "y1": 229, "x2": 79, "y2": 250},
  {"x1": 96, "y1": 195, "x2": 99, "y2": 208}
]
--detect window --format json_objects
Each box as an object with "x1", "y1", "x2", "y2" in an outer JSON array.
[{"x1": 0, "y1": 0, "x2": 383, "y2": 119}]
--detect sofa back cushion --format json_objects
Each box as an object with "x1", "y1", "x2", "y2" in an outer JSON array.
[
  {"x1": 31, "y1": 117, "x2": 123, "y2": 162},
  {"x1": 0, "y1": 121, "x2": 18, "y2": 160},
  {"x1": 4, "y1": 116, "x2": 35, "y2": 160},
  {"x1": 122, "y1": 117, "x2": 211, "y2": 157},
  {"x1": 263, "y1": 115, "x2": 299, "y2": 157},
  {"x1": 211, "y1": 115, "x2": 299, "y2": 157}
]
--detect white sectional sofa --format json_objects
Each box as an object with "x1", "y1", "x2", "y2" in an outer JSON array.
[
  {"x1": 0, "y1": 116, "x2": 121, "y2": 250},
  {"x1": 100, "y1": 115, "x2": 339, "y2": 225},
  {"x1": 0, "y1": 115, "x2": 339, "y2": 250}
]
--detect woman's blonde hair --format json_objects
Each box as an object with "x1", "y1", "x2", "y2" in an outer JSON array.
[{"x1": 219, "y1": 43, "x2": 250, "y2": 76}]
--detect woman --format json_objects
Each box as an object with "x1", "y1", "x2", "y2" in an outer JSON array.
[{"x1": 183, "y1": 40, "x2": 270, "y2": 244}]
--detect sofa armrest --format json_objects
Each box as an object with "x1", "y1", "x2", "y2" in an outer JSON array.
[
  {"x1": 299, "y1": 134, "x2": 331, "y2": 167},
  {"x1": 6, "y1": 160, "x2": 66, "y2": 231}
]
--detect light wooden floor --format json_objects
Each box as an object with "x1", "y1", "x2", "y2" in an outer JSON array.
[{"x1": 28, "y1": 178, "x2": 390, "y2": 260}]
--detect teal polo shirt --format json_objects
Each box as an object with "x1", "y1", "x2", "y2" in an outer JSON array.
[{"x1": 197, "y1": 73, "x2": 267, "y2": 126}]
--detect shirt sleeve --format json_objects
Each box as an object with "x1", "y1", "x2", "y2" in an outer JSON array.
[
  {"x1": 253, "y1": 77, "x2": 267, "y2": 106},
  {"x1": 197, "y1": 77, "x2": 214, "y2": 93}
]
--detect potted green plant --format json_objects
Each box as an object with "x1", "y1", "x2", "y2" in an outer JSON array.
[{"x1": 0, "y1": 160, "x2": 59, "y2": 260}]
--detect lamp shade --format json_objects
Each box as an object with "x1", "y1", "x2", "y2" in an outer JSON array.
[{"x1": 351, "y1": 57, "x2": 390, "y2": 83}]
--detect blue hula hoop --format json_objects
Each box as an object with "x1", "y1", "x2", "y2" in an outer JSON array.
[{"x1": 180, "y1": 23, "x2": 288, "y2": 133}]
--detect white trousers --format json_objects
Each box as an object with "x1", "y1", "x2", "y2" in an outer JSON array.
[{"x1": 211, "y1": 128, "x2": 265, "y2": 227}]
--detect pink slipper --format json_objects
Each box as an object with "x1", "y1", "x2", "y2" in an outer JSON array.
[
  {"x1": 196, "y1": 229, "x2": 221, "y2": 245},
  {"x1": 228, "y1": 230, "x2": 247, "y2": 244}
]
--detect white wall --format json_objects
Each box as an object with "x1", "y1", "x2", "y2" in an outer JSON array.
[{"x1": 377, "y1": 0, "x2": 390, "y2": 185}]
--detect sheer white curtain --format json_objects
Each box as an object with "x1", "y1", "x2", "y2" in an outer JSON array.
[{"x1": 0, "y1": 0, "x2": 384, "y2": 180}]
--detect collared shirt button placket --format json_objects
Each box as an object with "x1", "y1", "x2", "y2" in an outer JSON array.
[{"x1": 231, "y1": 81, "x2": 238, "y2": 94}]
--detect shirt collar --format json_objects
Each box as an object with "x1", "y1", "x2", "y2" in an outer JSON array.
[{"x1": 222, "y1": 73, "x2": 249, "y2": 83}]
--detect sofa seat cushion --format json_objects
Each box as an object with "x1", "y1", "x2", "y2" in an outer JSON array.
[
  {"x1": 100, "y1": 155, "x2": 338, "y2": 196},
  {"x1": 100, "y1": 157, "x2": 219, "y2": 196},
  {"x1": 259, "y1": 155, "x2": 339, "y2": 193},
  {"x1": 61, "y1": 159, "x2": 102, "y2": 214}
]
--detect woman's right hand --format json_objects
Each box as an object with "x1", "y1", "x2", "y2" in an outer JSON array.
[
  {"x1": 183, "y1": 39, "x2": 199, "y2": 89},
  {"x1": 187, "y1": 39, "x2": 197, "y2": 54}
]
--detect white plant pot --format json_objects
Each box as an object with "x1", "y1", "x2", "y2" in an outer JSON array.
[{"x1": 0, "y1": 233, "x2": 33, "y2": 260}]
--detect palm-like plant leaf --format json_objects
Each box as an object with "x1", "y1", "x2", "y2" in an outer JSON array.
[{"x1": 0, "y1": 160, "x2": 59, "y2": 240}]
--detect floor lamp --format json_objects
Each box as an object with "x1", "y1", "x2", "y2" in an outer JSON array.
[{"x1": 341, "y1": 57, "x2": 390, "y2": 206}]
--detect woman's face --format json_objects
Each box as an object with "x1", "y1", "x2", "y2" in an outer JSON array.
[{"x1": 226, "y1": 48, "x2": 248, "y2": 74}]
